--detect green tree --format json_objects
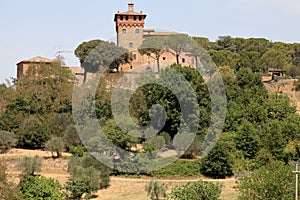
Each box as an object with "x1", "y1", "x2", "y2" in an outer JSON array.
[
  {"x1": 66, "y1": 153, "x2": 111, "y2": 199},
  {"x1": 260, "y1": 48, "x2": 288, "y2": 72},
  {"x1": 17, "y1": 155, "x2": 42, "y2": 176},
  {"x1": 0, "y1": 130, "x2": 17, "y2": 153},
  {"x1": 238, "y1": 161, "x2": 294, "y2": 200},
  {"x1": 200, "y1": 144, "x2": 233, "y2": 179},
  {"x1": 75, "y1": 39, "x2": 103, "y2": 64},
  {"x1": 165, "y1": 34, "x2": 192, "y2": 64},
  {"x1": 0, "y1": 162, "x2": 22, "y2": 200},
  {"x1": 45, "y1": 137, "x2": 64, "y2": 158},
  {"x1": 139, "y1": 36, "x2": 167, "y2": 72},
  {"x1": 168, "y1": 181, "x2": 221, "y2": 200},
  {"x1": 19, "y1": 175, "x2": 65, "y2": 200},
  {"x1": 145, "y1": 180, "x2": 167, "y2": 200}
]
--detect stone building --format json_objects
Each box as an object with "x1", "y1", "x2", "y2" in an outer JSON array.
[
  {"x1": 16, "y1": 56, "x2": 84, "y2": 84},
  {"x1": 115, "y1": 2, "x2": 196, "y2": 72}
]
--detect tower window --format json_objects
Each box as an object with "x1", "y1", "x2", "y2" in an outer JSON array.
[
  {"x1": 139, "y1": 16, "x2": 142, "y2": 21},
  {"x1": 126, "y1": 16, "x2": 129, "y2": 20},
  {"x1": 133, "y1": 54, "x2": 137, "y2": 60},
  {"x1": 129, "y1": 42, "x2": 133, "y2": 49},
  {"x1": 122, "y1": 29, "x2": 126, "y2": 34},
  {"x1": 135, "y1": 29, "x2": 140, "y2": 35},
  {"x1": 120, "y1": 16, "x2": 124, "y2": 20},
  {"x1": 129, "y1": 5, "x2": 133, "y2": 11},
  {"x1": 134, "y1": 16, "x2": 137, "y2": 21}
]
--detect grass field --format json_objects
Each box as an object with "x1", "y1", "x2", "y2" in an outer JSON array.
[{"x1": 1, "y1": 148, "x2": 239, "y2": 200}]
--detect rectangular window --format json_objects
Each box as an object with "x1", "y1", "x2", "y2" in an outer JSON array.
[
  {"x1": 182, "y1": 58, "x2": 185, "y2": 63},
  {"x1": 163, "y1": 57, "x2": 166, "y2": 60},
  {"x1": 133, "y1": 54, "x2": 137, "y2": 60}
]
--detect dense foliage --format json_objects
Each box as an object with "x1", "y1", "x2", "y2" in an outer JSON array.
[
  {"x1": 19, "y1": 175, "x2": 65, "y2": 200},
  {"x1": 238, "y1": 161, "x2": 294, "y2": 200},
  {"x1": 168, "y1": 181, "x2": 221, "y2": 200}
]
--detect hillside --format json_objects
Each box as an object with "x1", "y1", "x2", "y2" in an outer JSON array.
[{"x1": 263, "y1": 77, "x2": 300, "y2": 113}]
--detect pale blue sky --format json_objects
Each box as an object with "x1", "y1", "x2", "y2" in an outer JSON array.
[{"x1": 1, "y1": 0, "x2": 300, "y2": 83}]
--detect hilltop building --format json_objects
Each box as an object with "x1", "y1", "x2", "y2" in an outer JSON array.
[
  {"x1": 16, "y1": 56, "x2": 84, "y2": 84},
  {"x1": 115, "y1": 2, "x2": 196, "y2": 72}
]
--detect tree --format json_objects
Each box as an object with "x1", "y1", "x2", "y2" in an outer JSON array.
[
  {"x1": 260, "y1": 48, "x2": 288, "y2": 72},
  {"x1": 168, "y1": 181, "x2": 221, "y2": 200},
  {"x1": 77, "y1": 40, "x2": 130, "y2": 82},
  {"x1": 145, "y1": 180, "x2": 167, "y2": 200},
  {"x1": 66, "y1": 153, "x2": 111, "y2": 199},
  {"x1": 45, "y1": 137, "x2": 64, "y2": 158},
  {"x1": 165, "y1": 34, "x2": 192, "y2": 64},
  {"x1": 0, "y1": 162, "x2": 22, "y2": 200},
  {"x1": 139, "y1": 36, "x2": 167, "y2": 72},
  {"x1": 19, "y1": 175, "x2": 65, "y2": 200},
  {"x1": 238, "y1": 161, "x2": 294, "y2": 200},
  {"x1": 17, "y1": 155, "x2": 41, "y2": 176},
  {"x1": 200, "y1": 144, "x2": 233, "y2": 179},
  {"x1": 0, "y1": 130, "x2": 17, "y2": 153},
  {"x1": 75, "y1": 39, "x2": 103, "y2": 64}
]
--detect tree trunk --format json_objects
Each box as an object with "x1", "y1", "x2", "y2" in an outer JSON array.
[{"x1": 157, "y1": 58, "x2": 160, "y2": 73}]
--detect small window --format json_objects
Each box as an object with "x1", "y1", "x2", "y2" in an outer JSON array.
[
  {"x1": 191, "y1": 57, "x2": 195, "y2": 65},
  {"x1": 135, "y1": 29, "x2": 140, "y2": 35},
  {"x1": 182, "y1": 58, "x2": 185, "y2": 63},
  {"x1": 163, "y1": 57, "x2": 166, "y2": 61},
  {"x1": 120, "y1": 16, "x2": 124, "y2": 20},
  {"x1": 129, "y1": 5, "x2": 133, "y2": 11},
  {"x1": 130, "y1": 65, "x2": 133, "y2": 69},
  {"x1": 126, "y1": 16, "x2": 129, "y2": 20},
  {"x1": 134, "y1": 16, "x2": 137, "y2": 21},
  {"x1": 139, "y1": 16, "x2": 142, "y2": 21},
  {"x1": 133, "y1": 54, "x2": 137, "y2": 60},
  {"x1": 129, "y1": 42, "x2": 133, "y2": 49},
  {"x1": 122, "y1": 29, "x2": 126, "y2": 34}
]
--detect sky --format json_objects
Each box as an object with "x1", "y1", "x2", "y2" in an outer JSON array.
[{"x1": 0, "y1": 0, "x2": 300, "y2": 83}]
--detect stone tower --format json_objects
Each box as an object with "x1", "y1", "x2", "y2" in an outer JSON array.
[{"x1": 114, "y1": 2, "x2": 147, "y2": 51}]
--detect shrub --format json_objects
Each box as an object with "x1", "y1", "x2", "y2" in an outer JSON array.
[
  {"x1": 66, "y1": 153, "x2": 111, "y2": 199},
  {"x1": 238, "y1": 161, "x2": 294, "y2": 200},
  {"x1": 19, "y1": 175, "x2": 65, "y2": 200},
  {"x1": 17, "y1": 155, "x2": 41, "y2": 175},
  {"x1": 200, "y1": 144, "x2": 233, "y2": 179},
  {"x1": 168, "y1": 181, "x2": 221, "y2": 200},
  {"x1": 45, "y1": 137, "x2": 64, "y2": 158},
  {"x1": 145, "y1": 180, "x2": 167, "y2": 200},
  {"x1": 0, "y1": 130, "x2": 17, "y2": 153},
  {"x1": 0, "y1": 162, "x2": 22, "y2": 200}
]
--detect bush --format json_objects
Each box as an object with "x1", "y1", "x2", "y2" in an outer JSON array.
[
  {"x1": 238, "y1": 161, "x2": 294, "y2": 200},
  {"x1": 17, "y1": 155, "x2": 41, "y2": 175},
  {"x1": 66, "y1": 153, "x2": 111, "y2": 199},
  {"x1": 19, "y1": 175, "x2": 65, "y2": 200},
  {"x1": 168, "y1": 181, "x2": 221, "y2": 200},
  {"x1": 145, "y1": 180, "x2": 167, "y2": 200},
  {"x1": 0, "y1": 130, "x2": 17, "y2": 153},
  {"x1": 200, "y1": 144, "x2": 233, "y2": 179},
  {"x1": 0, "y1": 162, "x2": 22, "y2": 200},
  {"x1": 45, "y1": 137, "x2": 64, "y2": 158}
]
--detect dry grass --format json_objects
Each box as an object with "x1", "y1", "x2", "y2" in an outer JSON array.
[{"x1": 1, "y1": 148, "x2": 239, "y2": 200}]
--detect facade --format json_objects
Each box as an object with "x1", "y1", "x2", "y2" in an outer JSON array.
[
  {"x1": 16, "y1": 56, "x2": 84, "y2": 84},
  {"x1": 115, "y1": 2, "x2": 196, "y2": 72}
]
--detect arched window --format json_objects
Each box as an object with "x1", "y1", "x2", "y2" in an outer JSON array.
[
  {"x1": 122, "y1": 29, "x2": 126, "y2": 34},
  {"x1": 135, "y1": 28, "x2": 140, "y2": 35},
  {"x1": 129, "y1": 42, "x2": 133, "y2": 49}
]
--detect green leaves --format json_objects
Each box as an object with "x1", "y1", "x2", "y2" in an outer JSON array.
[
  {"x1": 19, "y1": 175, "x2": 65, "y2": 200},
  {"x1": 238, "y1": 161, "x2": 294, "y2": 200},
  {"x1": 168, "y1": 181, "x2": 221, "y2": 200}
]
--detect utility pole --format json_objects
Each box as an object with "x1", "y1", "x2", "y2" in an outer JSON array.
[{"x1": 293, "y1": 160, "x2": 300, "y2": 200}]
